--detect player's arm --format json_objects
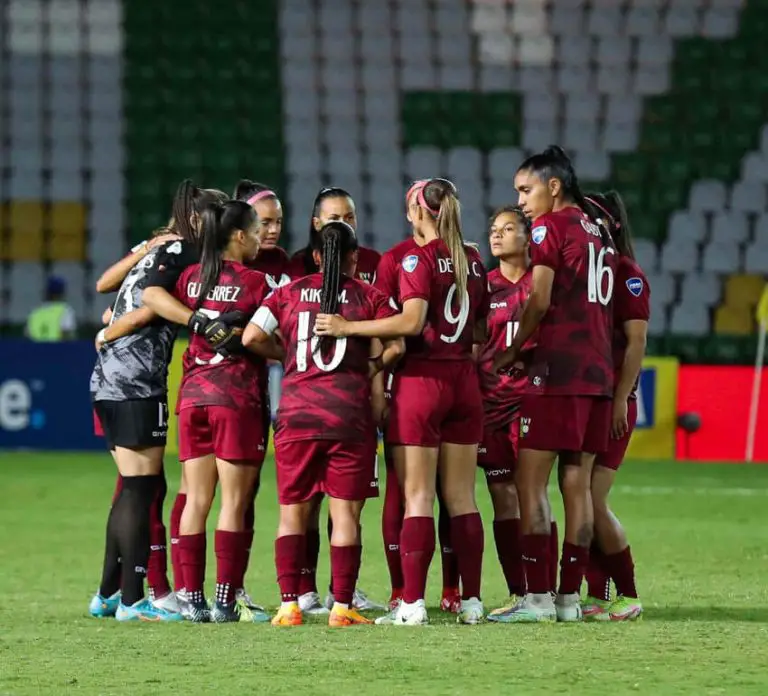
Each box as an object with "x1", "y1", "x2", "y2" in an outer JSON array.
[
  {"x1": 96, "y1": 306, "x2": 157, "y2": 349},
  {"x1": 615, "y1": 319, "x2": 648, "y2": 405},
  {"x1": 368, "y1": 336, "x2": 405, "y2": 377},
  {"x1": 102, "y1": 306, "x2": 113, "y2": 325},
  {"x1": 142, "y1": 285, "x2": 194, "y2": 326},
  {"x1": 95, "y1": 234, "x2": 179, "y2": 293},
  {"x1": 243, "y1": 303, "x2": 286, "y2": 361},
  {"x1": 315, "y1": 297, "x2": 427, "y2": 339}
]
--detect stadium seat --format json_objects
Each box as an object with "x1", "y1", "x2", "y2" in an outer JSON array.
[
  {"x1": 667, "y1": 211, "x2": 707, "y2": 244},
  {"x1": 660, "y1": 239, "x2": 699, "y2": 274},
  {"x1": 701, "y1": 240, "x2": 742, "y2": 274},
  {"x1": 669, "y1": 302, "x2": 710, "y2": 336},
  {"x1": 709, "y1": 212, "x2": 750, "y2": 246},
  {"x1": 724, "y1": 274, "x2": 766, "y2": 310},
  {"x1": 714, "y1": 305, "x2": 754, "y2": 336},
  {"x1": 633, "y1": 239, "x2": 659, "y2": 273},
  {"x1": 680, "y1": 272, "x2": 721, "y2": 308}
]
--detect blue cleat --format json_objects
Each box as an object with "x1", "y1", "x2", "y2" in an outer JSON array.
[
  {"x1": 115, "y1": 597, "x2": 183, "y2": 622},
  {"x1": 89, "y1": 590, "x2": 121, "y2": 618}
]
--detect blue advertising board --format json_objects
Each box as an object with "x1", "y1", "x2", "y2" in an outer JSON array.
[{"x1": 0, "y1": 340, "x2": 103, "y2": 450}]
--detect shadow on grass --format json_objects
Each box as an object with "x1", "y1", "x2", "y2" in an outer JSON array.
[{"x1": 646, "y1": 606, "x2": 768, "y2": 623}]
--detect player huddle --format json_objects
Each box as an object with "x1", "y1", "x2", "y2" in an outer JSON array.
[{"x1": 87, "y1": 144, "x2": 650, "y2": 627}]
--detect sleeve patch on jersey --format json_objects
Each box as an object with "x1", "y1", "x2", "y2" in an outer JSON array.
[
  {"x1": 626, "y1": 277, "x2": 644, "y2": 297},
  {"x1": 531, "y1": 226, "x2": 547, "y2": 245},
  {"x1": 402, "y1": 254, "x2": 419, "y2": 273},
  {"x1": 166, "y1": 241, "x2": 182, "y2": 255}
]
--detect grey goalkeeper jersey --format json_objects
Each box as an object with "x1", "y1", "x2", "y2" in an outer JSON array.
[{"x1": 90, "y1": 246, "x2": 177, "y2": 402}]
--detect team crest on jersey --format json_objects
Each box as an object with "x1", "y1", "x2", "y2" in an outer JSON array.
[
  {"x1": 531, "y1": 226, "x2": 547, "y2": 244},
  {"x1": 402, "y1": 254, "x2": 419, "y2": 273},
  {"x1": 626, "y1": 277, "x2": 643, "y2": 297}
]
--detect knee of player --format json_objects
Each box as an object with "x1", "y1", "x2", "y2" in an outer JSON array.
[
  {"x1": 489, "y1": 482, "x2": 519, "y2": 518},
  {"x1": 404, "y1": 486, "x2": 436, "y2": 513}
]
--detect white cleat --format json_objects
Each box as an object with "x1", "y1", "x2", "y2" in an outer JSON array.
[
  {"x1": 555, "y1": 592, "x2": 583, "y2": 623},
  {"x1": 299, "y1": 591, "x2": 330, "y2": 615},
  {"x1": 235, "y1": 588, "x2": 266, "y2": 612},
  {"x1": 175, "y1": 588, "x2": 190, "y2": 613},
  {"x1": 457, "y1": 597, "x2": 484, "y2": 625},
  {"x1": 152, "y1": 592, "x2": 181, "y2": 614},
  {"x1": 375, "y1": 598, "x2": 428, "y2": 626},
  {"x1": 352, "y1": 588, "x2": 387, "y2": 612}
]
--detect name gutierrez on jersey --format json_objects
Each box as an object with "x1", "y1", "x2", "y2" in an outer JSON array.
[
  {"x1": 299, "y1": 288, "x2": 350, "y2": 304},
  {"x1": 437, "y1": 258, "x2": 484, "y2": 277},
  {"x1": 187, "y1": 282, "x2": 242, "y2": 303}
]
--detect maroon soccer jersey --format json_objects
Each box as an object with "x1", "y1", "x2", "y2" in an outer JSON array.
[
  {"x1": 250, "y1": 273, "x2": 396, "y2": 443},
  {"x1": 373, "y1": 237, "x2": 419, "y2": 304},
  {"x1": 527, "y1": 207, "x2": 617, "y2": 396},
  {"x1": 477, "y1": 267, "x2": 533, "y2": 429},
  {"x1": 398, "y1": 239, "x2": 488, "y2": 361},
  {"x1": 248, "y1": 246, "x2": 291, "y2": 290},
  {"x1": 612, "y1": 257, "x2": 650, "y2": 400},
  {"x1": 288, "y1": 246, "x2": 381, "y2": 285},
  {"x1": 173, "y1": 261, "x2": 269, "y2": 412}
]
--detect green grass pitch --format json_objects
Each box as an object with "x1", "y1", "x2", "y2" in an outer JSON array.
[{"x1": 1, "y1": 453, "x2": 768, "y2": 695}]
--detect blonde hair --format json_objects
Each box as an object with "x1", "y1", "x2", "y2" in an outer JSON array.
[{"x1": 422, "y1": 179, "x2": 468, "y2": 297}]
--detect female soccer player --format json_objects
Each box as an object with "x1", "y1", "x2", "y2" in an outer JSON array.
[
  {"x1": 580, "y1": 192, "x2": 648, "y2": 622},
  {"x1": 289, "y1": 186, "x2": 385, "y2": 614},
  {"x1": 243, "y1": 220, "x2": 403, "y2": 627},
  {"x1": 316, "y1": 178, "x2": 488, "y2": 626},
  {"x1": 171, "y1": 199, "x2": 280, "y2": 623},
  {"x1": 494, "y1": 146, "x2": 617, "y2": 623},
  {"x1": 373, "y1": 180, "x2": 461, "y2": 613}
]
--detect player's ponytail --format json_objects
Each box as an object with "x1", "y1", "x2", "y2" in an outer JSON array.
[
  {"x1": 195, "y1": 200, "x2": 256, "y2": 310},
  {"x1": 171, "y1": 179, "x2": 227, "y2": 247},
  {"x1": 420, "y1": 178, "x2": 468, "y2": 298},
  {"x1": 585, "y1": 190, "x2": 635, "y2": 260},
  {"x1": 518, "y1": 145, "x2": 612, "y2": 248}
]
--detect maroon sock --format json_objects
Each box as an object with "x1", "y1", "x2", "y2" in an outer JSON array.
[
  {"x1": 169, "y1": 493, "x2": 186, "y2": 592},
  {"x1": 233, "y1": 531, "x2": 251, "y2": 590},
  {"x1": 111, "y1": 474, "x2": 123, "y2": 505},
  {"x1": 493, "y1": 519, "x2": 525, "y2": 596},
  {"x1": 437, "y1": 496, "x2": 460, "y2": 591},
  {"x1": 275, "y1": 534, "x2": 305, "y2": 603},
  {"x1": 522, "y1": 533, "x2": 550, "y2": 594},
  {"x1": 604, "y1": 546, "x2": 637, "y2": 599},
  {"x1": 330, "y1": 545, "x2": 362, "y2": 606},
  {"x1": 147, "y1": 474, "x2": 171, "y2": 598},
  {"x1": 586, "y1": 543, "x2": 611, "y2": 601},
  {"x1": 451, "y1": 513, "x2": 484, "y2": 600},
  {"x1": 549, "y1": 521, "x2": 559, "y2": 593},
  {"x1": 558, "y1": 541, "x2": 588, "y2": 596},
  {"x1": 179, "y1": 532, "x2": 206, "y2": 604},
  {"x1": 214, "y1": 530, "x2": 241, "y2": 605},
  {"x1": 241, "y1": 494, "x2": 256, "y2": 587},
  {"x1": 326, "y1": 516, "x2": 334, "y2": 594},
  {"x1": 382, "y1": 468, "x2": 405, "y2": 591},
  {"x1": 400, "y1": 516, "x2": 435, "y2": 603},
  {"x1": 298, "y1": 528, "x2": 320, "y2": 595}
]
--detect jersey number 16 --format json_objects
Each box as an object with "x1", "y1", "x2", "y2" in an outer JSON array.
[{"x1": 587, "y1": 242, "x2": 615, "y2": 306}]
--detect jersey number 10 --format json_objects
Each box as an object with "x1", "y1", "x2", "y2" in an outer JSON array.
[{"x1": 296, "y1": 311, "x2": 347, "y2": 373}]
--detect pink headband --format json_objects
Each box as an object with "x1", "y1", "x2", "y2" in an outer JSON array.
[
  {"x1": 417, "y1": 184, "x2": 440, "y2": 217},
  {"x1": 405, "y1": 179, "x2": 428, "y2": 208},
  {"x1": 247, "y1": 190, "x2": 277, "y2": 206},
  {"x1": 584, "y1": 196, "x2": 619, "y2": 229}
]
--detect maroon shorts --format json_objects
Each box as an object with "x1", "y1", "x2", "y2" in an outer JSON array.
[
  {"x1": 595, "y1": 398, "x2": 637, "y2": 471},
  {"x1": 274, "y1": 437, "x2": 378, "y2": 505},
  {"x1": 478, "y1": 419, "x2": 518, "y2": 484},
  {"x1": 178, "y1": 404, "x2": 265, "y2": 464},
  {"x1": 93, "y1": 408, "x2": 104, "y2": 437},
  {"x1": 387, "y1": 360, "x2": 483, "y2": 448},
  {"x1": 519, "y1": 394, "x2": 612, "y2": 454}
]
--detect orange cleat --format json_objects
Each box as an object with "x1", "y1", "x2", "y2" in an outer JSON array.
[
  {"x1": 271, "y1": 602, "x2": 303, "y2": 627},
  {"x1": 388, "y1": 589, "x2": 403, "y2": 611},
  {"x1": 329, "y1": 604, "x2": 374, "y2": 627},
  {"x1": 440, "y1": 588, "x2": 461, "y2": 614}
]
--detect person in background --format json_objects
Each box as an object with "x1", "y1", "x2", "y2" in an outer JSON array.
[{"x1": 26, "y1": 276, "x2": 77, "y2": 341}]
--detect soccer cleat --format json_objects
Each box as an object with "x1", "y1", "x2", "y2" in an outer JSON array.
[
  {"x1": 299, "y1": 591, "x2": 330, "y2": 615},
  {"x1": 375, "y1": 598, "x2": 428, "y2": 626},
  {"x1": 388, "y1": 589, "x2": 403, "y2": 611},
  {"x1": 175, "y1": 588, "x2": 189, "y2": 613},
  {"x1": 235, "y1": 588, "x2": 266, "y2": 613},
  {"x1": 581, "y1": 595, "x2": 612, "y2": 622},
  {"x1": 89, "y1": 590, "x2": 120, "y2": 618},
  {"x1": 115, "y1": 597, "x2": 183, "y2": 622},
  {"x1": 152, "y1": 592, "x2": 181, "y2": 614},
  {"x1": 440, "y1": 587, "x2": 462, "y2": 614},
  {"x1": 487, "y1": 593, "x2": 556, "y2": 623},
  {"x1": 609, "y1": 596, "x2": 643, "y2": 622},
  {"x1": 324, "y1": 588, "x2": 386, "y2": 612},
  {"x1": 182, "y1": 597, "x2": 211, "y2": 623},
  {"x1": 210, "y1": 599, "x2": 270, "y2": 624},
  {"x1": 271, "y1": 602, "x2": 303, "y2": 627},
  {"x1": 555, "y1": 592, "x2": 583, "y2": 623},
  {"x1": 457, "y1": 597, "x2": 484, "y2": 625},
  {"x1": 487, "y1": 594, "x2": 521, "y2": 619},
  {"x1": 329, "y1": 604, "x2": 374, "y2": 627}
]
